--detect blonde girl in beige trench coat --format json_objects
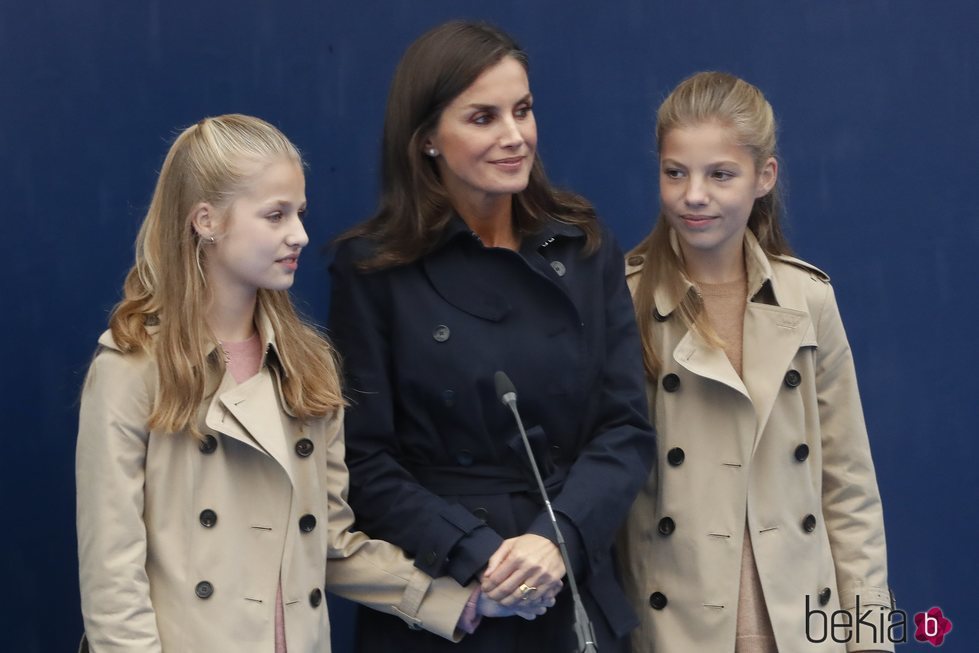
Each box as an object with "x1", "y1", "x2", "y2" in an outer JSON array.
[
  {"x1": 76, "y1": 115, "x2": 547, "y2": 653},
  {"x1": 617, "y1": 73, "x2": 893, "y2": 653}
]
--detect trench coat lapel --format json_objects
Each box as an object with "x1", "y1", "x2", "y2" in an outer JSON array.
[
  {"x1": 672, "y1": 330, "x2": 749, "y2": 399},
  {"x1": 205, "y1": 369, "x2": 297, "y2": 487},
  {"x1": 740, "y1": 231, "x2": 814, "y2": 452}
]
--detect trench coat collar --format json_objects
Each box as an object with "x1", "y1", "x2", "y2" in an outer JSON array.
[
  {"x1": 422, "y1": 214, "x2": 584, "y2": 322},
  {"x1": 659, "y1": 230, "x2": 815, "y2": 449},
  {"x1": 204, "y1": 304, "x2": 298, "y2": 487}
]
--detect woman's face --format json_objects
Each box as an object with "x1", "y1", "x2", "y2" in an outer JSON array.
[
  {"x1": 659, "y1": 121, "x2": 776, "y2": 270},
  {"x1": 426, "y1": 56, "x2": 537, "y2": 213}
]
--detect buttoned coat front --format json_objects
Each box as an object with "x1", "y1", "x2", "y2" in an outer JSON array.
[
  {"x1": 617, "y1": 233, "x2": 893, "y2": 653},
  {"x1": 76, "y1": 312, "x2": 471, "y2": 653},
  {"x1": 327, "y1": 217, "x2": 656, "y2": 652}
]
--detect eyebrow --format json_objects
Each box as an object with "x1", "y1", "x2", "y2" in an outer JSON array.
[
  {"x1": 463, "y1": 93, "x2": 533, "y2": 111},
  {"x1": 661, "y1": 158, "x2": 743, "y2": 168}
]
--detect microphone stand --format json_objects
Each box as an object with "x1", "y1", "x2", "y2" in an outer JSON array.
[{"x1": 495, "y1": 371, "x2": 598, "y2": 653}]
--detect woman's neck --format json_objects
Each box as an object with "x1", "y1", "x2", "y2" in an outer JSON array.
[
  {"x1": 682, "y1": 242, "x2": 746, "y2": 284},
  {"x1": 455, "y1": 195, "x2": 519, "y2": 250}
]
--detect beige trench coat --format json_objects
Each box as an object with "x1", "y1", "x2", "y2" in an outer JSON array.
[
  {"x1": 618, "y1": 232, "x2": 892, "y2": 653},
  {"x1": 76, "y1": 313, "x2": 471, "y2": 653}
]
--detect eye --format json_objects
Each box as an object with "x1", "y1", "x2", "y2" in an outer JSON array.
[
  {"x1": 712, "y1": 170, "x2": 735, "y2": 181},
  {"x1": 266, "y1": 211, "x2": 283, "y2": 223},
  {"x1": 662, "y1": 168, "x2": 684, "y2": 180},
  {"x1": 471, "y1": 112, "x2": 493, "y2": 126},
  {"x1": 514, "y1": 103, "x2": 533, "y2": 119},
  {"x1": 297, "y1": 207, "x2": 307, "y2": 221}
]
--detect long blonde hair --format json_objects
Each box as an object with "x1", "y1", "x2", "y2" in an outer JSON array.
[
  {"x1": 108, "y1": 114, "x2": 343, "y2": 435},
  {"x1": 632, "y1": 72, "x2": 793, "y2": 380}
]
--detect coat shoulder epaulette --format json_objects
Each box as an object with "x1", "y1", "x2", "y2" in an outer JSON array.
[
  {"x1": 625, "y1": 253, "x2": 646, "y2": 278},
  {"x1": 771, "y1": 254, "x2": 830, "y2": 284}
]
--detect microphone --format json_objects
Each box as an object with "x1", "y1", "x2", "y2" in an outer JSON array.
[{"x1": 493, "y1": 371, "x2": 598, "y2": 653}]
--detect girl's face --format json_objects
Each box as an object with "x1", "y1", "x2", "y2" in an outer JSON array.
[
  {"x1": 426, "y1": 56, "x2": 537, "y2": 214},
  {"x1": 659, "y1": 121, "x2": 776, "y2": 272},
  {"x1": 205, "y1": 157, "x2": 308, "y2": 299}
]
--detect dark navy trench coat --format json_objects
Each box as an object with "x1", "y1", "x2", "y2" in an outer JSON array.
[{"x1": 327, "y1": 216, "x2": 656, "y2": 653}]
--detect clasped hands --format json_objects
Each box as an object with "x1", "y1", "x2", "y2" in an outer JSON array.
[{"x1": 475, "y1": 533, "x2": 565, "y2": 620}]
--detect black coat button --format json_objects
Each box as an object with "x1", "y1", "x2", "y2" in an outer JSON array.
[
  {"x1": 432, "y1": 325, "x2": 450, "y2": 342},
  {"x1": 784, "y1": 370, "x2": 802, "y2": 388},
  {"x1": 662, "y1": 373, "x2": 680, "y2": 392},
  {"x1": 442, "y1": 389, "x2": 455, "y2": 407},
  {"x1": 550, "y1": 260, "x2": 566, "y2": 276},
  {"x1": 455, "y1": 449, "x2": 474, "y2": 466},
  {"x1": 299, "y1": 514, "x2": 317, "y2": 533},
  {"x1": 653, "y1": 308, "x2": 670, "y2": 322},
  {"x1": 309, "y1": 587, "x2": 322, "y2": 607},
  {"x1": 295, "y1": 438, "x2": 314, "y2": 458},
  {"x1": 794, "y1": 444, "x2": 810, "y2": 462},
  {"x1": 199, "y1": 509, "x2": 217, "y2": 528},
  {"x1": 803, "y1": 514, "x2": 817, "y2": 533},
  {"x1": 195, "y1": 581, "x2": 214, "y2": 599},
  {"x1": 472, "y1": 507, "x2": 489, "y2": 522},
  {"x1": 819, "y1": 587, "x2": 832, "y2": 606},
  {"x1": 627, "y1": 255, "x2": 645, "y2": 267},
  {"x1": 649, "y1": 592, "x2": 668, "y2": 609},
  {"x1": 199, "y1": 434, "x2": 218, "y2": 454},
  {"x1": 658, "y1": 517, "x2": 676, "y2": 536},
  {"x1": 667, "y1": 447, "x2": 685, "y2": 466},
  {"x1": 423, "y1": 551, "x2": 438, "y2": 567}
]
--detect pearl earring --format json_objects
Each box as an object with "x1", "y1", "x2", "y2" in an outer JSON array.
[{"x1": 426, "y1": 147, "x2": 438, "y2": 157}]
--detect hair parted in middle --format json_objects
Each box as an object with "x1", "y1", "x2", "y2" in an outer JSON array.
[
  {"x1": 631, "y1": 71, "x2": 793, "y2": 380},
  {"x1": 107, "y1": 114, "x2": 344, "y2": 437},
  {"x1": 339, "y1": 20, "x2": 600, "y2": 269}
]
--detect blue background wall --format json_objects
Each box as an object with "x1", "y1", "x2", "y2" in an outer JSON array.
[{"x1": 2, "y1": 1, "x2": 976, "y2": 651}]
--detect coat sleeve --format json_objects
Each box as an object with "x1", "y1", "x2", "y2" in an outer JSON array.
[
  {"x1": 525, "y1": 233, "x2": 657, "y2": 579},
  {"x1": 322, "y1": 409, "x2": 471, "y2": 641},
  {"x1": 328, "y1": 244, "x2": 505, "y2": 586},
  {"x1": 813, "y1": 283, "x2": 893, "y2": 652},
  {"x1": 76, "y1": 348, "x2": 163, "y2": 653}
]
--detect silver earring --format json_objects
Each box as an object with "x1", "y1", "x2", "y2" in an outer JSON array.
[
  {"x1": 426, "y1": 147, "x2": 438, "y2": 157},
  {"x1": 208, "y1": 235, "x2": 215, "y2": 244}
]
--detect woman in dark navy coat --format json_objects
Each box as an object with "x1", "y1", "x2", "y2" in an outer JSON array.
[{"x1": 327, "y1": 21, "x2": 655, "y2": 653}]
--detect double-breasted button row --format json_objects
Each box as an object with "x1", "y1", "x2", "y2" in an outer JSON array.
[
  {"x1": 658, "y1": 517, "x2": 675, "y2": 536},
  {"x1": 662, "y1": 373, "x2": 681, "y2": 393},
  {"x1": 295, "y1": 438, "x2": 314, "y2": 457},
  {"x1": 199, "y1": 434, "x2": 218, "y2": 454},
  {"x1": 802, "y1": 513, "x2": 817, "y2": 533},
  {"x1": 649, "y1": 592, "x2": 668, "y2": 610},
  {"x1": 784, "y1": 369, "x2": 802, "y2": 388}
]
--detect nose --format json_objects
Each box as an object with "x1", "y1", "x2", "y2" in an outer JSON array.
[
  {"x1": 287, "y1": 215, "x2": 309, "y2": 249},
  {"x1": 683, "y1": 177, "x2": 709, "y2": 207},
  {"x1": 498, "y1": 115, "x2": 525, "y2": 150}
]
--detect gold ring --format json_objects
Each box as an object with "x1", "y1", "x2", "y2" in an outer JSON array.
[{"x1": 519, "y1": 583, "x2": 537, "y2": 596}]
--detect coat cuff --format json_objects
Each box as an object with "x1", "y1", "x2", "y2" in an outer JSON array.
[
  {"x1": 840, "y1": 586, "x2": 895, "y2": 652},
  {"x1": 395, "y1": 572, "x2": 474, "y2": 642},
  {"x1": 445, "y1": 527, "x2": 504, "y2": 584}
]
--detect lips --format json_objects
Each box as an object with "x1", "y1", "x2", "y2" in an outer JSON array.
[
  {"x1": 680, "y1": 214, "x2": 716, "y2": 228},
  {"x1": 490, "y1": 156, "x2": 526, "y2": 170},
  {"x1": 277, "y1": 255, "x2": 300, "y2": 270}
]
